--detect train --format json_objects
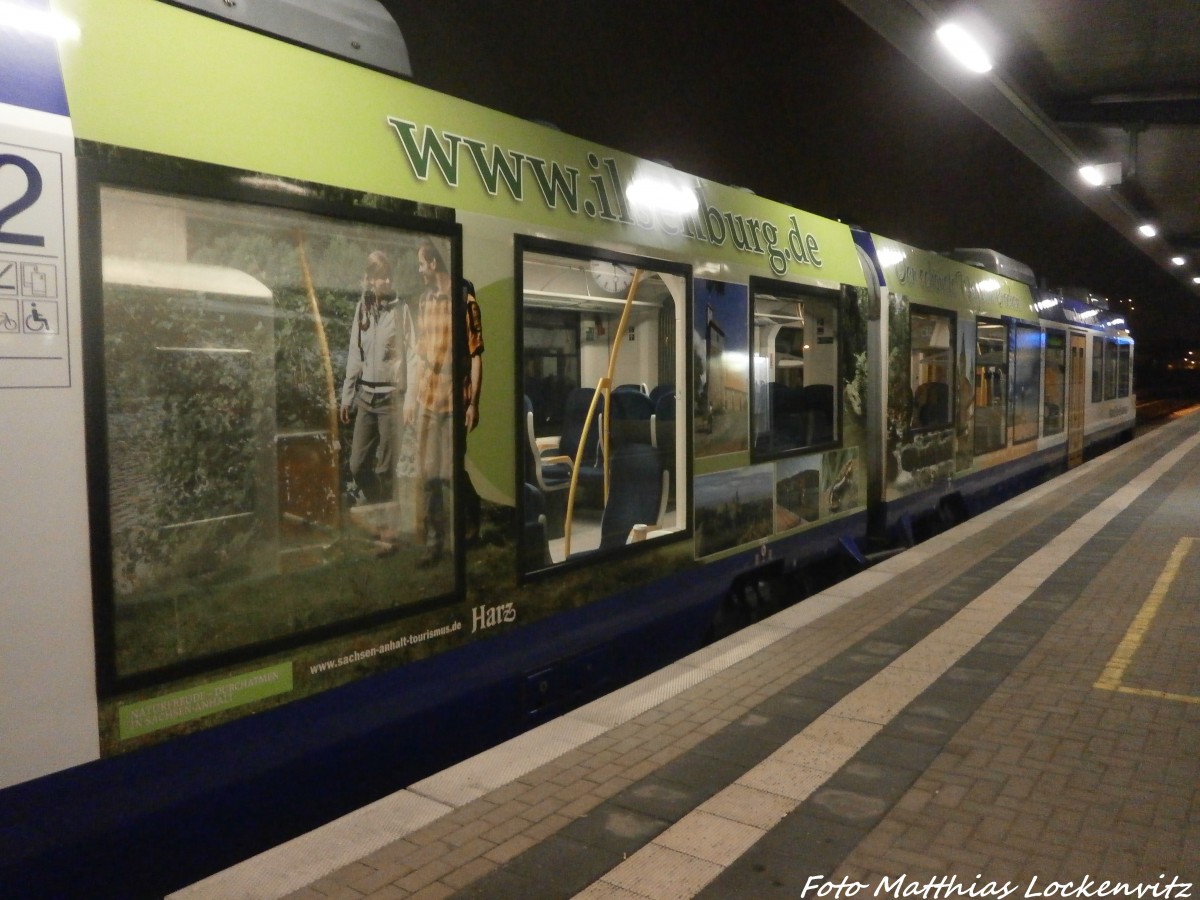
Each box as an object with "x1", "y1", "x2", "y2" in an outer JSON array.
[{"x1": 0, "y1": 1, "x2": 1134, "y2": 896}]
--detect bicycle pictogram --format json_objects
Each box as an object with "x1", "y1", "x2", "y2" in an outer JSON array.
[{"x1": 0, "y1": 310, "x2": 18, "y2": 332}]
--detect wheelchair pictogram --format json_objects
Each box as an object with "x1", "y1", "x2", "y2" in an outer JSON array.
[{"x1": 20, "y1": 299, "x2": 57, "y2": 334}]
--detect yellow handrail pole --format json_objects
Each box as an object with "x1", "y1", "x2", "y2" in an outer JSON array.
[
  {"x1": 562, "y1": 377, "x2": 607, "y2": 558},
  {"x1": 293, "y1": 231, "x2": 342, "y2": 523},
  {"x1": 562, "y1": 269, "x2": 643, "y2": 556},
  {"x1": 600, "y1": 269, "x2": 643, "y2": 503}
]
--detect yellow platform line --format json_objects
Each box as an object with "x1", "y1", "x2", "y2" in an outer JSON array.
[
  {"x1": 1110, "y1": 685, "x2": 1200, "y2": 705},
  {"x1": 1094, "y1": 536, "x2": 1196, "y2": 701}
]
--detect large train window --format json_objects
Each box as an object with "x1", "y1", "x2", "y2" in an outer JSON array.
[
  {"x1": 89, "y1": 182, "x2": 461, "y2": 689},
  {"x1": 909, "y1": 307, "x2": 954, "y2": 431},
  {"x1": 1103, "y1": 337, "x2": 1119, "y2": 400},
  {"x1": 974, "y1": 318, "x2": 1008, "y2": 454},
  {"x1": 1043, "y1": 329, "x2": 1066, "y2": 436},
  {"x1": 1117, "y1": 341, "x2": 1132, "y2": 398},
  {"x1": 1011, "y1": 324, "x2": 1041, "y2": 444},
  {"x1": 750, "y1": 279, "x2": 839, "y2": 459},
  {"x1": 518, "y1": 241, "x2": 688, "y2": 575}
]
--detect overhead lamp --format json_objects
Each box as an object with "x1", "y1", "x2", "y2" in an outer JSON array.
[
  {"x1": 1078, "y1": 163, "x2": 1121, "y2": 187},
  {"x1": 1138, "y1": 223, "x2": 1158, "y2": 238},
  {"x1": 935, "y1": 23, "x2": 993, "y2": 74},
  {"x1": 1194, "y1": 276, "x2": 1200, "y2": 285},
  {"x1": 1171, "y1": 256, "x2": 1187, "y2": 266}
]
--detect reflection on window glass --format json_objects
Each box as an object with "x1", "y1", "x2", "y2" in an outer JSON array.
[
  {"x1": 1091, "y1": 336, "x2": 1104, "y2": 402},
  {"x1": 751, "y1": 284, "x2": 839, "y2": 458},
  {"x1": 974, "y1": 318, "x2": 1008, "y2": 454},
  {"x1": 98, "y1": 186, "x2": 458, "y2": 680},
  {"x1": 1012, "y1": 325, "x2": 1041, "y2": 444},
  {"x1": 909, "y1": 308, "x2": 954, "y2": 430},
  {"x1": 1043, "y1": 330, "x2": 1066, "y2": 436},
  {"x1": 519, "y1": 248, "x2": 685, "y2": 574},
  {"x1": 1104, "y1": 337, "x2": 1119, "y2": 400}
]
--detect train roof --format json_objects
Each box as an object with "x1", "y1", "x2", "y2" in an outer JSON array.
[
  {"x1": 166, "y1": 0, "x2": 411, "y2": 76},
  {"x1": 943, "y1": 248, "x2": 1038, "y2": 288},
  {"x1": 858, "y1": 231, "x2": 1039, "y2": 321}
]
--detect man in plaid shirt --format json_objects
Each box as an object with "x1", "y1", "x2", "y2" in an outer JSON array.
[{"x1": 409, "y1": 239, "x2": 456, "y2": 567}]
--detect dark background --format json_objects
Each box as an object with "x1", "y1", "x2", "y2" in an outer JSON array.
[{"x1": 381, "y1": 0, "x2": 1200, "y2": 371}]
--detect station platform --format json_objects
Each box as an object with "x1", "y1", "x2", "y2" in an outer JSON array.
[{"x1": 174, "y1": 410, "x2": 1200, "y2": 900}]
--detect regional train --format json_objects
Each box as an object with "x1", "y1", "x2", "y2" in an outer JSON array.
[{"x1": 0, "y1": 1, "x2": 1134, "y2": 895}]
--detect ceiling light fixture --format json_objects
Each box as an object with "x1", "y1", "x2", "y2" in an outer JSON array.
[
  {"x1": 935, "y1": 23, "x2": 993, "y2": 74},
  {"x1": 1138, "y1": 223, "x2": 1158, "y2": 238},
  {"x1": 1078, "y1": 163, "x2": 1121, "y2": 187},
  {"x1": 1171, "y1": 256, "x2": 1187, "y2": 266}
]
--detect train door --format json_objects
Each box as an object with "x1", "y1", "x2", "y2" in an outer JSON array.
[{"x1": 1067, "y1": 333, "x2": 1086, "y2": 467}]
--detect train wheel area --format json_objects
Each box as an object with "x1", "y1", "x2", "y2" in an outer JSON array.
[{"x1": 161, "y1": 410, "x2": 1200, "y2": 900}]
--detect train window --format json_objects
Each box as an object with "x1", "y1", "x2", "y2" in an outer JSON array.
[
  {"x1": 1117, "y1": 341, "x2": 1132, "y2": 398},
  {"x1": 1104, "y1": 337, "x2": 1119, "y2": 400},
  {"x1": 1011, "y1": 324, "x2": 1041, "y2": 444},
  {"x1": 973, "y1": 318, "x2": 1008, "y2": 454},
  {"x1": 909, "y1": 308, "x2": 954, "y2": 431},
  {"x1": 518, "y1": 243, "x2": 687, "y2": 575},
  {"x1": 750, "y1": 280, "x2": 839, "y2": 459},
  {"x1": 1043, "y1": 330, "x2": 1066, "y2": 436},
  {"x1": 92, "y1": 185, "x2": 461, "y2": 685},
  {"x1": 1091, "y1": 336, "x2": 1104, "y2": 402}
]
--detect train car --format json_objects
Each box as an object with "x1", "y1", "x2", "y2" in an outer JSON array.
[
  {"x1": 854, "y1": 233, "x2": 1134, "y2": 538},
  {"x1": 0, "y1": 1, "x2": 1132, "y2": 896}
]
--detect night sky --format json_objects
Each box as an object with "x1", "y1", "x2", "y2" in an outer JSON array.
[{"x1": 382, "y1": 0, "x2": 1198, "y2": 356}]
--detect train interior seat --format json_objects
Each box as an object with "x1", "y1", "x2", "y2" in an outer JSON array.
[
  {"x1": 648, "y1": 383, "x2": 674, "y2": 404},
  {"x1": 913, "y1": 381, "x2": 950, "y2": 428},
  {"x1": 756, "y1": 382, "x2": 835, "y2": 452},
  {"x1": 598, "y1": 443, "x2": 667, "y2": 551},
  {"x1": 558, "y1": 388, "x2": 605, "y2": 496},
  {"x1": 800, "y1": 383, "x2": 834, "y2": 444},
  {"x1": 607, "y1": 389, "x2": 655, "y2": 447},
  {"x1": 524, "y1": 395, "x2": 572, "y2": 493}
]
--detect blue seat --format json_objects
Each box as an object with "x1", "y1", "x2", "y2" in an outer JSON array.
[
  {"x1": 559, "y1": 388, "x2": 605, "y2": 490},
  {"x1": 599, "y1": 443, "x2": 665, "y2": 550},
  {"x1": 608, "y1": 389, "x2": 654, "y2": 447},
  {"x1": 800, "y1": 383, "x2": 835, "y2": 444},
  {"x1": 524, "y1": 395, "x2": 571, "y2": 493},
  {"x1": 649, "y1": 383, "x2": 674, "y2": 405},
  {"x1": 914, "y1": 381, "x2": 950, "y2": 428}
]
